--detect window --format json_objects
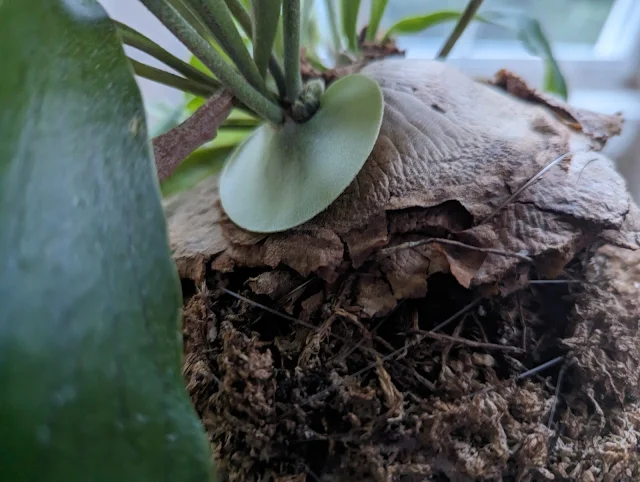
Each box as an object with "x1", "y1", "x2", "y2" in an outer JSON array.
[
  {"x1": 384, "y1": 0, "x2": 614, "y2": 44},
  {"x1": 351, "y1": 0, "x2": 640, "y2": 94}
]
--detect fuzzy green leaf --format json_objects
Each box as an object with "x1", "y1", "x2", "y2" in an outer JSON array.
[
  {"x1": 141, "y1": 0, "x2": 283, "y2": 124},
  {"x1": 251, "y1": 0, "x2": 282, "y2": 77},
  {"x1": 304, "y1": 51, "x2": 331, "y2": 71},
  {"x1": 324, "y1": 0, "x2": 342, "y2": 53},
  {"x1": 224, "y1": 0, "x2": 254, "y2": 34},
  {"x1": 272, "y1": 14, "x2": 286, "y2": 60},
  {"x1": 168, "y1": 0, "x2": 212, "y2": 39},
  {"x1": 301, "y1": 0, "x2": 318, "y2": 48},
  {"x1": 129, "y1": 58, "x2": 217, "y2": 97},
  {"x1": 117, "y1": 21, "x2": 218, "y2": 88},
  {"x1": 484, "y1": 11, "x2": 568, "y2": 100},
  {"x1": 341, "y1": 0, "x2": 362, "y2": 51},
  {"x1": 220, "y1": 74, "x2": 383, "y2": 233},
  {"x1": 0, "y1": 1, "x2": 213, "y2": 481},
  {"x1": 190, "y1": 0, "x2": 267, "y2": 93},
  {"x1": 221, "y1": 109, "x2": 263, "y2": 127},
  {"x1": 283, "y1": 0, "x2": 303, "y2": 101},
  {"x1": 149, "y1": 101, "x2": 190, "y2": 137},
  {"x1": 161, "y1": 146, "x2": 234, "y2": 197},
  {"x1": 383, "y1": 10, "x2": 466, "y2": 41},
  {"x1": 366, "y1": 0, "x2": 388, "y2": 41}
]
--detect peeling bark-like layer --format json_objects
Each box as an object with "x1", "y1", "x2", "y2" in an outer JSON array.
[
  {"x1": 167, "y1": 60, "x2": 636, "y2": 316},
  {"x1": 167, "y1": 59, "x2": 640, "y2": 480}
]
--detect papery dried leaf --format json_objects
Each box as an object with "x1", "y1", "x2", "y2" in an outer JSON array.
[
  {"x1": 248, "y1": 270, "x2": 300, "y2": 300},
  {"x1": 491, "y1": 69, "x2": 623, "y2": 147},
  {"x1": 355, "y1": 274, "x2": 397, "y2": 318}
]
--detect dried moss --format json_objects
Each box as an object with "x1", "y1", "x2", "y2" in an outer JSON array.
[{"x1": 180, "y1": 242, "x2": 639, "y2": 481}]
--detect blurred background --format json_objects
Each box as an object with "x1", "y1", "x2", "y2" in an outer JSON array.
[{"x1": 100, "y1": 0, "x2": 640, "y2": 200}]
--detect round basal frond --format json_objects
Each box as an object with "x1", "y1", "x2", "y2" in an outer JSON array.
[{"x1": 219, "y1": 73, "x2": 383, "y2": 233}]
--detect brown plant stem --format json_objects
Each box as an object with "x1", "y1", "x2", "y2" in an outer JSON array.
[{"x1": 152, "y1": 90, "x2": 234, "y2": 181}]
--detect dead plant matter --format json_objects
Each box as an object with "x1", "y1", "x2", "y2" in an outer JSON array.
[{"x1": 168, "y1": 59, "x2": 640, "y2": 481}]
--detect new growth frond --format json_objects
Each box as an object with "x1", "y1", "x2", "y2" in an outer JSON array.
[{"x1": 139, "y1": 0, "x2": 283, "y2": 125}]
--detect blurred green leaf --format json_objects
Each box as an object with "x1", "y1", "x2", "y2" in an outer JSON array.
[
  {"x1": 220, "y1": 74, "x2": 383, "y2": 233},
  {"x1": 190, "y1": 50, "x2": 216, "y2": 76},
  {"x1": 305, "y1": 51, "x2": 330, "y2": 71},
  {"x1": 383, "y1": 10, "x2": 466, "y2": 41},
  {"x1": 187, "y1": 94, "x2": 207, "y2": 114},
  {"x1": 484, "y1": 11, "x2": 568, "y2": 100},
  {"x1": 161, "y1": 147, "x2": 233, "y2": 197},
  {"x1": 148, "y1": 101, "x2": 190, "y2": 137},
  {"x1": 301, "y1": 0, "x2": 316, "y2": 41},
  {"x1": 187, "y1": 35, "x2": 251, "y2": 75},
  {"x1": 324, "y1": 0, "x2": 343, "y2": 54},
  {"x1": 366, "y1": 0, "x2": 388, "y2": 41},
  {"x1": 203, "y1": 127, "x2": 254, "y2": 148},
  {"x1": 222, "y1": 109, "x2": 263, "y2": 127},
  {"x1": 382, "y1": 8, "x2": 568, "y2": 100},
  {"x1": 0, "y1": 1, "x2": 213, "y2": 481},
  {"x1": 273, "y1": 14, "x2": 286, "y2": 60},
  {"x1": 301, "y1": 0, "x2": 322, "y2": 54},
  {"x1": 251, "y1": 0, "x2": 282, "y2": 77},
  {"x1": 161, "y1": 126, "x2": 254, "y2": 197},
  {"x1": 341, "y1": 0, "x2": 361, "y2": 51}
]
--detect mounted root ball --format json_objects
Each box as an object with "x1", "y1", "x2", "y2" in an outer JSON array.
[{"x1": 167, "y1": 58, "x2": 640, "y2": 481}]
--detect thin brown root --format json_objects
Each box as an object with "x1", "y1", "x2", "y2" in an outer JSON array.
[
  {"x1": 377, "y1": 237, "x2": 533, "y2": 262},
  {"x1": 221, "y1": 287, "x2": 396, "y2": 366},
  {"x1": 548, "y1": 358, "x2": 570, "y2": 428},
  {"x1": 477, "y1": 151, "x2": 574, "y2": 226},
  {"x1": 471, "y1": 355, "x2": 566, "y2": 398},
  {"x1": 517, "y1": 355, "x2": 565, "y2": 381},
  {"x1": 405, "y1": 328, "x2": 525, "y2": 354},
  {"x1": 298, "y1": 297, "x2": 484, "y2": 407}
]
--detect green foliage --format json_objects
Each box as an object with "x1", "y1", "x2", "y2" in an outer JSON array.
[
  {"x1": 324, "y1": 0, "x2": 343, "y2": 53},
  {"x1": 141, "y1": 0, "x2": 283, "y2": 124},
  {"x1": 484, "y1": 11, "x2": 568, "y2": 100},
  {"x1": 0, "y1": 1, "x2": 214, "y2": 481},
  {"x1": 161, "y1": 146, "x2": 234, "y2": 197},
  {"x1": 159, "y1": 1, "x2": 568, "y2": 203},
  {"x1": 191, "y1": 0, "x2": 266, "y2": 92},
  {"x1": 283, "y1": 0, "x2": 303, "y2": 100},
  {"x1": 251, "y1": 0, "x2": 282, "y2": 77},
  {"x1": 220, "y1": 74, "x2": 383, "y2": 232},
  {"x1": 301, "y1": 0, "x2": 320, "y2": 48},
  {"x1": 383, "y1": 10, "x2": 466, "y2": 40},
  {"x1": 366, "y1": 0, "x2": 389, "y2": 41},
  {"x1": 341, "y1": 0, "x2": 362, "y2": 51},
  {"x1": 159, "y1": 121, "x2": 255, "y2": 198},
  {"x1": 117, "y1": 20, "x2": 218, "y2": 88}
]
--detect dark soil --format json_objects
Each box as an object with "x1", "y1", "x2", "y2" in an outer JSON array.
[{"x1": 182, "y1": 244, "x2": 640, "y2": 481}]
